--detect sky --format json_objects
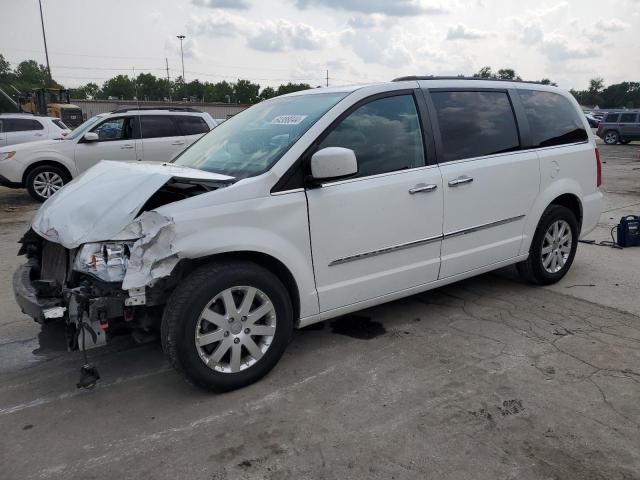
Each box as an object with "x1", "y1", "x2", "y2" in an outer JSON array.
[{"x1": 1, "y1": 0, "x2": 639, "y2": 91}]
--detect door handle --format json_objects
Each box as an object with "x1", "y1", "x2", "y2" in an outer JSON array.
[
  {"x1": 33, "y1": 133, "x2": 43, "y2": 136},
  {"x1": 448, "y1": 176, "x2": 474, "y2": 187},
  {"x1": 121, "y1": 144, "x2": 134, "y2": 149},
  {"x1": 171, "y1": 141, "x2": 185, "y2": 146},
  {"x1": 409, "y1": 183, "x2": 438, "y2": 194}
]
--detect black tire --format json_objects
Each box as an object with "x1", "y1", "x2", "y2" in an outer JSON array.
[
  {"x1": 517, "y1": 205, "x2": 579, "y2": 285},
  {"x1": 603, "y1": 130, "x2": 619, "y2": 145},
  {"x1": 25, "y1": 164, "x2": 70, "y2": 202},
  {"x1": 161, "y1": 260, "x2": 294, "y2": 392}
]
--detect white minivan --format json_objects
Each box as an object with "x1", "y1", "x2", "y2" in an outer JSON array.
[
  {"x1": 0, "y1": 108, "x2": 217, "y2": 201},
  {"x1": 13, "y1": 78, "x2": 602, "y2": 391}
]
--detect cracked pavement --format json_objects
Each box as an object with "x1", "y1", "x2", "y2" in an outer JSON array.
[{"x1": 1, "y1": 143, "x2": 639, "y2": 479}]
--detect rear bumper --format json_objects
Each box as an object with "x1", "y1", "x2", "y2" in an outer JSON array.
[
  {"x1": 13, "y1": 262, "x2": 64, "y2": 323},
  {"x1": 580, "y1": 190, "x2": 604, "y2": 238}
]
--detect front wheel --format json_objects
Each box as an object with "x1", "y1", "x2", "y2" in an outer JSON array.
[
  {"x1": 517, "y1": 205, "x2": 578, "y2": 285},
  {"x1": 26, "y1": 165, "x2": 69, "y2": 202},
  {"x1": 161, "y1": 261, "x2": 293, "y2": 391},
  {"x1": 603, "y1": 130, "x2": 619, "y2": 145}
]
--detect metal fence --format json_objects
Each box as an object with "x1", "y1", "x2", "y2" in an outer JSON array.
[{"x1": 72, "y1": 99, "x2": 250, "y2": 121}]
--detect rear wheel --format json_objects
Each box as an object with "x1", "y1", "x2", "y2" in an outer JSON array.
[
  {"x1": 517, "y1": 205, "x2": 578, "y2": 285},
  {"x1": 603, "y1": 130, "x2": 619, "y2": 145},
  {"x1": 26, "y1": 165, "x2": 69, "y2": 202},
  {"x1": 161, "y1": 261, "x2": 293, "y2": 391}
]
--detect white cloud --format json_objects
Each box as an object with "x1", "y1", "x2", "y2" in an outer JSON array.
[
  {"x1": 294, "y1": 0, "x2": 449, "y2": 16},
  {"x1": 539, "y1": 34, "x2": 598, "y2": 61},
  {"x1": 347, "y1": 14, "x2": 394, "y2": 29},
  {"x1": 187, "y1": 12, "x2": 327, "y2": 52},
  {"x1": 191, "y1": 0, "x2": 251, "y2": 9},
  {"x1": 247, "y1": 20, "x2": 326, "y2": 52},
  {"x1": 446, "y1": 24, "x2": 490, "y2": 40},
  {"x1": 594, "y1": 18, "x2": 631, "y2": 31},
  {"x1": 181, "y1": 37, "x2": 202, "y2": 59}
]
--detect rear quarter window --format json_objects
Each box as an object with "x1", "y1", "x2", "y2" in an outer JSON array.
[
  {"x1": 175, "y1": 115, "x2": 210, "y2": 135},
  {"x1": 518, "y1": 90, "x2": 588, "y2": 147}
]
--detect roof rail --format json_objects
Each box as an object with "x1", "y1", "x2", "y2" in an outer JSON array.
[
  {"x1": 109, "y1": 106, "x2": 203, "y2": 114},
  {"x1": 392, "y1": 75, "x2": 548, "y2": 85}
]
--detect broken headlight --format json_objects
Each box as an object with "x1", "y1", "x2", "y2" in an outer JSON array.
[{"x1": 73, "y1": 241, "x2": 135, "y2": 283}]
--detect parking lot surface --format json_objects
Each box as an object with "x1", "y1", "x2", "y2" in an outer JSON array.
[{"x1": 1, "y1": 143, "x2": 639, "y2": 480}]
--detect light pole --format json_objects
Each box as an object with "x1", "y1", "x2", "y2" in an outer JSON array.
[{"x1": 176, "y1": 34, "x2": 186, "y2": 82}]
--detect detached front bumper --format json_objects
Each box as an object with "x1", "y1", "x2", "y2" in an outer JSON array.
[{"x1": 13, "y1": 261, "x2": 64, "y2": 323}]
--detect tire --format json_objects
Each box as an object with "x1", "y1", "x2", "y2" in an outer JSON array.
[
  {"x1": 25, "y1": 164, "x2": 69, "y2": 202},
  {"x1": 603, "y1": 130, "x2": 619, "y2": 145},
  {"x1": 517, "y1": 205, "x2": 579, "y2": 285},
  {"x1": 161, "y1": 260, "x2": 294, "y2": 392}
]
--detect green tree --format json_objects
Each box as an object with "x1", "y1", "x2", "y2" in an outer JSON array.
[
  {"x1": 135, "y1": 73, "x2": 162, "y2": 100},
  {"x1": 473, "y1": 66, "x2": 493, "y2": 79},
  {"x1": 0, "y1": 54, "x2": 11, "y2": 79},
  {"x1": 276, "y1": 82, "x2": 312, "y2": 96},
  {"x1": 73, "y1": 82, "x2": 101, "y2": 99},
  {"x1": 205, "y1": 81, "x2": 234, "y2": 103},
  {"x1": 259, "y1": 86, "x2": 276, "y2": 101},
  {"x1": 14, "y1": 60, "x2": 49, "y2": 88},
  {"x1": 234, "y1": 79, "x2": 260, "y2": 103},
  {"x1": 102, "y1": 74, "x2": 135, "y2": 100},
  {"x1": 496, "y1": 68, "x2": 521, "y2": 81}
]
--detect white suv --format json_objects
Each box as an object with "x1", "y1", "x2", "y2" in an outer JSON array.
[
  {"x1": 0, "y1": 113, "x2": 71, "y2": 147},
  {"x1": 0, "y1": 108, "x2": 217, "y2": 201},
  {"x1": 13, "y1": 78, "x2": 602, "y2": 391}
]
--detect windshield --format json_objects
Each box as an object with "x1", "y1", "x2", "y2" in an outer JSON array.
[
  {"x1": 173, "y1": 92, "x2": 348, "y2": 178},
  {"x1": 66, "y1": 115, "x2": 103, "y2": 140}
]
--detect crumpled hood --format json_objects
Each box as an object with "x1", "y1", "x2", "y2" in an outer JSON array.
[{"x1": 32, "y1": 160, "x2": 233, "y2": 248}]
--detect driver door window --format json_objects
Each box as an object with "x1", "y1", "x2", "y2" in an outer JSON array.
[
  {"x1": 75, "y1": 116, "x2": 139, "y2": 173},
  {"x1": 91, "y1": 117, "x2": 133, "y2": 141},
  {"x1": 318, "y1": 95, "x2": 425, "y2": 178}
]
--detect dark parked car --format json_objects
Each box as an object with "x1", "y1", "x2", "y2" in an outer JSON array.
[{"x1": 596, "y1": 111, "x2": 640, "y2": 144}]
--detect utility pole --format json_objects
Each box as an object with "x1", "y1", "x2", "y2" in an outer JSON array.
[
  {"x1": 177, "y1": 35, "x2": 186, "y2": 82},
  {"x1": 38, "y1": 0, "x2": 52, "y2": 85},
  {"x1": 326, "y1": 69, "x2": 329, "y2": 88},
  {"x1": 165, "y1": 57, "x2": 171, "y2": 101}
]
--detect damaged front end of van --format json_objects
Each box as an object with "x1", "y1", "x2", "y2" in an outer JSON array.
[{"x1": 13, "y1": 160, "x2": 234, "y2": 352}]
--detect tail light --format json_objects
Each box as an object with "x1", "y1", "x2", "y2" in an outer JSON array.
[{"x1": 595, "y1": 147, "x2": 602, "y2": 187}]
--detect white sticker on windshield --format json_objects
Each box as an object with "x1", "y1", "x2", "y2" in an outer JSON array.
[{"x1": 271, "y1": 115, "x2": 307, "y2": 125}]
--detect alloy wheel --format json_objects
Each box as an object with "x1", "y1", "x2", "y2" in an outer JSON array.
[
  {"x1": 541, "y1": 220, "x2": 572, "y2": 274},
  {"x1": 33, "y1": 171, "x2": 64, "y2": 199},
  {"x1": 194, "y1": 286, "x2": 277, "y2": 373},
  {"x1": 604, "y1": 132, "x2": 618, "y2": 144}
]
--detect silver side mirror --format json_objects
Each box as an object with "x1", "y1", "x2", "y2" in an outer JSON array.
[
  {"x1": 310, "y1": 147, "x2": 358, "y2": 181},
  {"x1": 84, "y1": 132, "x2": 99, "y2": 142}
]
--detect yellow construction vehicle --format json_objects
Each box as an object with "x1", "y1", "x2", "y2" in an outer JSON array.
[{"x1": 19, "y1": 88, "x2": 84, "y2": 128}]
